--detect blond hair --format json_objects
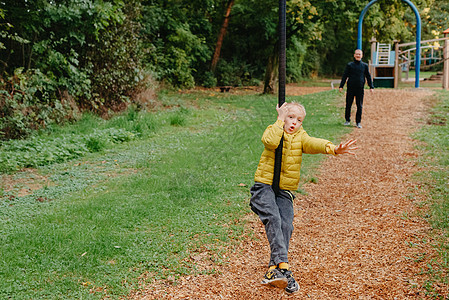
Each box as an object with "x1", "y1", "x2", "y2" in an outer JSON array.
[{"x1": 284, "y1": 102, "x2": 306, "y2": 117}]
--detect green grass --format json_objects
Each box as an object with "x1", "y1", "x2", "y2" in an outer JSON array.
[
  {"x1": 397, "y1": 69, "x2": 444, "y2": 89},
  {"x1": 412, "y1": 89, "x2": 449, "y2": 296},
  {"x1": 413, "y1": 90, "x2": 449, "y2": 227},
  {"x1": 296, "y1": 78, "x2": 339, "y2": 87},
  {"x1": 0, "y1": 108, "x2": 158, "y2": 173},
  {"x1": 405, "y1": 70, "x2": 437, "y2": 79},
  {"x1": 0, "y1": 89, "x2": 351, "y2": 299}
]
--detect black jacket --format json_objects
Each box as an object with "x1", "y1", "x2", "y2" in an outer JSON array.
[{"x1": 339, "y1": 60, "x2": 374, "y2": 91}]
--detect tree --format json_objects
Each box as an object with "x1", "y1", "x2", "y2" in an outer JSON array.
[
  {"x1": 420, "y1": 0, "x2": 449, "y2": 39},
  {"x1": 210, "y1": 0, "x2": 235, "y2": 72},
  {"x1": 140, "y1": 0, "x2": 223, "y2": 88},
  {"x1": 262, "y1": 0, "x2": 321, "y2": 93}
]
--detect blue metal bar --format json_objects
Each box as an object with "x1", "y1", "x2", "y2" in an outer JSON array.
[
  {"x1": 357, "y1": 0, "x2": 422, "y2": 88},
  {"x1": 357, "y1": 0, "x2": 377, "y2": 50},
  {"x1": 403, "y1": 0, "x2": 421, "y2": 88}
]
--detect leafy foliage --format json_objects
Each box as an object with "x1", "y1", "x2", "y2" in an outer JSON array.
[
  {"x1": 84, "y1": 0, "x2": 147, "y2": 113},
  {"x1": 0, "y1": 0, "x2": 150, "y2": 138},
  {"x1": 421, "y1": 0, "x2": 449, "y2": 38},
  {"x1": 140, "y1": 0, "x2": 215, "y2": 88},
  {"x1": 1, "y1": 0, "x2": 449, "y2": 139},
  {"x1": 0, "y1": 68, "x2": 80, "y2": 140}
]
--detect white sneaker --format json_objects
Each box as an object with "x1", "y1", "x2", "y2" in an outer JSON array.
[
  {"x1": 344, "y1": 121, "x2": 350, "y2": 126},
  {"x1": 356, "y1": 123, "x2": 362, "y2": 128}
]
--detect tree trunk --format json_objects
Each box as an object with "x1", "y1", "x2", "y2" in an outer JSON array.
[
  {"x1": 263, "y1": 24, "x2": 303, "y2": 94},
  {"x1": 263, "y1": 43, "x2": 279, "y2": 94},
  {"x1": 210, "y1": 0, "x2": 235, "y2": 72}
]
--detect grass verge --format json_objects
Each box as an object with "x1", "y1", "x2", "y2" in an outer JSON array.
[
  {"x1": 0, "y1": 89, "x2": 350, "y2": 299},
  {"x1": 412, "y1": 89, "x2": 449, "y2": 296}
]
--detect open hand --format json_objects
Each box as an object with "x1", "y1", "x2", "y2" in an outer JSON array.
[{"x1": 335, "y1": 139, "x2": 358, "y2": 155}]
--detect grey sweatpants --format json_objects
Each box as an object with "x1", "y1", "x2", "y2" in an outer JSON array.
[{"x1": 250, "y1": 182, "x2": 295, "y2": 267}]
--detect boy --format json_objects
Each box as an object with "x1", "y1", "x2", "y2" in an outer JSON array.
[{"x1": 250, "y1": 102, "x2": 357, "y2": 293}]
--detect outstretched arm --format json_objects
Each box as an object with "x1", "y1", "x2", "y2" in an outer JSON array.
[{"x1": 335, "y1": 139, "x2": 358, "y2": 155}]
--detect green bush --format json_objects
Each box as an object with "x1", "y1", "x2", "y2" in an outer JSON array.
[
  {"x1": 85, "y1": 1, "x2": 147, "y2": 113},
  {"x1": 85, "y1": 136, "x2": 106, "y2": 153},
  {"x1": 214, "y1": 59, "x2": 258, "y2": 87},
  {"x1": 1, "y1": 0, "x2": 149, "y2": 138},
  {"x1": 287, "y1": 36, "x2": 310, "y2": 81},
  {"x1": 0, "y1": 68, "x2": 80, "y2": 140},
  {"x1": 215, "y1": 59, "x2": 242, "y2": 86},
  {"x1": 200, "y1": 71, "x2": 217, "y2": 88}
]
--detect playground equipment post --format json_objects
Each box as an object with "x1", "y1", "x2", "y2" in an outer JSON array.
[{"x1": 444, "y1": 29, "x2": 449, "y2": 90}]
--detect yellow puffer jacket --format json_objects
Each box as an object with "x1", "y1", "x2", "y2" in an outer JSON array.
[{"x1": 254, "y1": 119, "x2": 336, "y2": 191}]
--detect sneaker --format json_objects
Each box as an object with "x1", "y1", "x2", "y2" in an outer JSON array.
[
  {"x1": 344, "y1": 121, "x2": 351, "y2": 126},
  {"x1": 356, "y1": 123, "x2": 362, "y2": 128},
  {"x1": 261, "y1": 268, "x2": 288, "y2": 288},
  {"x1": 279, "y1": 269, "x2": 299, "y2": 293}
]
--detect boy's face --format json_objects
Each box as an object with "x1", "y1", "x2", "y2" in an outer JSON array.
[{"x1": 284, "y1": 106, "x2": 304, "y2": 134}]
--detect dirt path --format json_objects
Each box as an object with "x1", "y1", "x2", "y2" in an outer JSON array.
[{"x1": 130, "y1": 88, "x2": 448, "y2": 299}]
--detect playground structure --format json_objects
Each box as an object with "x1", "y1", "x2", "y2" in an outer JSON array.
[
  {"x1": 358, "y1": 0, "x2": 449, "y2": 90},
  {"x1": 357, "y1": 0, "x2": 422, "y2": 88},
  {"x1": 368, "y1": 34, "x2": 449, "y2": 89},
  {"x1": 369, "y1": 41, "x2": 395, "y2": 88}
]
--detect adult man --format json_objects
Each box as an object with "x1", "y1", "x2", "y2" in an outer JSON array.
[{"x1": 339, "y1": 49, "x2": 374, "y2": 128}]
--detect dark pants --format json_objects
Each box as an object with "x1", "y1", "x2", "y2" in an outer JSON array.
[
  {"x1": 250, "y1": 182, "x2": 295, "y2": 266},
  {"x1": 345, "y1": 88, "x2": 364, "y2": 124}
]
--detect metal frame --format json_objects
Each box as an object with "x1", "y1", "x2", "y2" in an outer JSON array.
[{"x1": 357, "y1": 0, "x2": 422, "y2": 88}]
